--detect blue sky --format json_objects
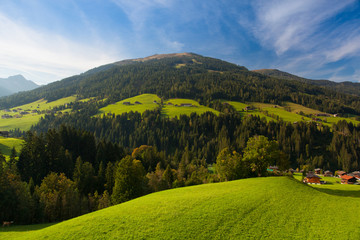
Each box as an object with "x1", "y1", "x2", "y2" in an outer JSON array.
[{"x1": 0, "y1": 0, "x2": 359, "y2": 85}]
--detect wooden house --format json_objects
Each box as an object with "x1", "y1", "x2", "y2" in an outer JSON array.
[
  {"x1": 180, "y1": 103, "x2": 193, "y2": 107},
  {"x1": 341, "y1": 175, "x2": 357, "y2": 184},
  {"x1": 304, "y1": 172, "x2": 321, "y2": 184},
  {"x1": 351, "y1": 171, "x2": 360, "y2": 180},
  {"x1": 323, "y1": 170, "x2": 333, "y2": 177},
  {"x1": 134, "y1": 101, "x2": 142, "y2": 105},
  {"x1": 122, "y1": 102, "x2": 131, "y2": 105},
  {"x1": 0, "y1": 131, "x2": 10, "y2": 137},
  {"x1": 314, "y1": 168, "x2": 321, "y2": 174},
  {"x1": 337, "y1": 171, "x2": 346, "y2": 177}
]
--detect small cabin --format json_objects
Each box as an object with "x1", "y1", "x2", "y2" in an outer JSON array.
[
  {"x1": 314, "y1": 168, "x2": 321, "y2": 174},
  {"x1": 123, "y1": 102, "x2": 131, "y2": 105},
  {"x1": 304, "y1": 172, "x2": 321, "y2": 184},
  {"x1": 341, "y1": 175, "x2": 357, "y2": 184},
  {"x1": 134, "y1": 101, "x2": 142, "y2": 105},
  {"x1": 323, "y1": 170, "x2": 333, "y2": 177},
  {"x1": 267, "y1": 166, "x2": 279, "y2": 171},
  {"x1": 180, "y1": 103, "x2": 193, "y2": 107},
  {"x1": 0, "y1": 131, "x2": 10, "y2": 137}
]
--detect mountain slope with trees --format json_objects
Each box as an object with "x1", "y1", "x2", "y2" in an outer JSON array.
[
  {"x1": 1, "y1": 53, "x2": 360, "y2": 115},
  {"x1": 253, "y1": 69, "x2": 360, "y2": 97}
]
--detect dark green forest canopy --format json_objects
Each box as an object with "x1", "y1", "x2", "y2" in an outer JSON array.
[{"x1": 1, "y1": 53, "x2": 360, "y2": 115}]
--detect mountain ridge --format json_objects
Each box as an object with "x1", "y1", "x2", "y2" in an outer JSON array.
[
  {"x1": 252, "y1": 69, "x2": 360, "y2": 96},
  {"x1": 0, "y1": 74, "x2": 39, "y2": 97}
]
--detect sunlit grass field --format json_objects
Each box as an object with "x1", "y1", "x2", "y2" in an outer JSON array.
[
  {"x1": 0, "y1": 136, "x2": 23, "y2": 158},
  {"x1": 162, "y1": 98, "x2": 219, "y2": 118},
  {"x1": 2, "y1": 176, "x2": 360, "y2": 239},
  {"x1": 0, "y1": 96, "x2": 77, "y2": 131},
  {"x1": 98, "y1": 94, "x2": 161, "y2": 116}
]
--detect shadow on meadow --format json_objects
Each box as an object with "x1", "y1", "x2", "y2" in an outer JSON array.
[
  {"x1": 314, "y1": 187, "x2": 360, "y2": 198},
  {"x1": 0, "y1": 223, "x2": 55, "y2": 232}
]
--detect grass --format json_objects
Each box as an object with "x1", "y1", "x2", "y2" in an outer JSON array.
[
  {"x1": 0, "y1": 137, "x2": 23, "y2": 158},
  {"x1": 2, "y1": 176, "x2": 360, "y2": 239},
  {"x1": 0, "y1": 96, "x2": 77, "y2": 131},
  {"x1": 98, "y1": 94, "x2": 161, "y2": 116},
  {"x1": 98, "y1": 94, "x2": 220, "y2": 118},
  {"x1": 162, "y1": 98, "x2": 219, "y2": 118}
]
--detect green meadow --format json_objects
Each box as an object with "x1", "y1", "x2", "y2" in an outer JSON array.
[
  {"x1": 98, "y1": 94, "x2": 220, "y2": 118},
  {"x1": 2, "y1": 176, "x2": 360, "y2": 239},
  {"x1": 0, "y1": 137, "x2": 23, "y2": 158},
  {"x1": 0, "y1": 96, "x2": 77, "y2": 131},
  {"x1": 98, "y1": 94, "x2": 161, "y2": 116},
  {"x1": 162, "y1": 98, "x2": 219, "y2": 118}
]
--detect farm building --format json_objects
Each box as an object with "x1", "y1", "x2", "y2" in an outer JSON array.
[
  {"x1": 323, "y1": 170, "x2": 333, "y2": 177},
  {"x1": 0, "y1": 131, "x2": 10, "y2": 137},
  {"x1": 341, "y1": 175, "x2": 357, "y2": 184},
  {"x1": 123, "y1": 102, "x2": 131, "y2": 105},
  {"x1": 303, "y1": 172, "x2": 321, "y2": 184},
  {"x1": 352, "y1": 171, "x2": 360, "y2": 179},
  {"x1": 134, "y1": 101, "x2": 142, "y2": 105},
  {"x1": 337, "y1": 171, "x2": 346, "y2": 177},
  {"x1": 314, "y1": 168, "x2": 321, "y2": 174},
  {"x1": 180, "y1": 103, "x2": 193, "y2": 107},
  {"x1": 267, "y1": 166, "x2": 279, "y2": 172}
]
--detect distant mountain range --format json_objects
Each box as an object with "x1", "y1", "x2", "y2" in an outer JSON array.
[
  {"x1": 252, "y1": 69, "x2": 360, "y2": 96},
  {"x1": 0, "y1": 75, "x2": 39, "y2": 97}
]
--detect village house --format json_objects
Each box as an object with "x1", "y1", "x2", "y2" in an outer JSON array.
[
  {"x1": 341, "y1": 175, "x2": 357, "y2": 184},
  {"x1": 323, "y1": 170, "x2": 333, "y2": 177},
  {"x1": 314, "y1": 168, "x2": 321, "y2": 174},
  {"x1": 303, "y1": 172, "x2": 322, "y2": 184},
  {"x1": 336, "y1": 171, "x2": 346, "y2": 177},
  {"x1": 352, "y1": 171, "x2": 360, "y2": 179}
]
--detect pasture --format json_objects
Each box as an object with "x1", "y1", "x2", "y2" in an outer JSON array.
[
  {"x1": 0, "y1": 96, "x2": 77, "y2": 131},
  {"x1": 97, "y1": 94, "x2": 161, "y2": 116},
  {"x1": 2, "y1": 176, "x2": 360, "y2": 239},
  {"x1": 0, "y1": 137, "x2": 23, "y2": 156},
  {"x1": 162, "y1": 98, "x2": 219, "y2": 118}
]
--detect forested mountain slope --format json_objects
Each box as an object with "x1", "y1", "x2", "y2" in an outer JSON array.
[
  {"x1": 253, "y1": 69, "x2": 360, "y2": 97},
  {"x1": 1, "y1": 53, "x2": 360, "y2": 115}
]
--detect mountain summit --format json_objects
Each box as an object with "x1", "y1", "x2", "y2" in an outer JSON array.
[{"x1": 0, "y1": 74, "x2": 39, "y2": 97}]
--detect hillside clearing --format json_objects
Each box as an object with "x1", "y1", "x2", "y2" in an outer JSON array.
[
  {"x1": 97, "y1": 94, "x2": 161, "y2": 116},
  {"x1": 2, "y1": 177, "x2": 360, "y2": 239},
  {"x1": 162, "y1": 98, "x2": 219, "y2": 118}
]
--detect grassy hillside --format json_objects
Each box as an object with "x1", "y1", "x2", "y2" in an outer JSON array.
[
  {"x1": 2, "y1": 176, "x2": 360, "y2": 239},
  {"x1": 163, "y1": 98, "x2": 219, "y2": 118},
  {"x1": 98, "y1": 94, "x2": 220, "y2": 118},
  {"x1": 0, "y1": 136, "x2": 23, "y2": 157},
  {"x1": 98, "y1": 94, "x2": 161, "y2": 116},
  {"x1": 0, "y1": 96, "x2": 76, "y2": 131},
  {"x1": 225, "y1": 100, "x2": 360, "y2": 126}
]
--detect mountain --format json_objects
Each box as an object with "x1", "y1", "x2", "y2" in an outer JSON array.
[
  {"x1": 0, "y1": 74, "x2": 39, "y2": 97},
  {"x1": 252, "y1": 69, "x2": 360, "y2": 96},
  {"x1": 0, "y1": 53, "x2": 360, "y2": 115}
]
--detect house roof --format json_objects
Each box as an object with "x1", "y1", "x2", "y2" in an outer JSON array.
[
  {"x1": 341, "y1": 175, "x2": 356, "y2": 180},
  {"x1": 306, "y1": 172, "x2": 321, "y2": 179},
  {"x1": 337, "y1": 171, "x2": 346, "y2": 175}
]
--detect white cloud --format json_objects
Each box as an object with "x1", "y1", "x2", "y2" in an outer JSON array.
[
  {"x1": 0, "y1": 13, "x2": 125, "y2": 84},
  {"x1": 250, "y1": 0, "x2": 355, "y2": 55}
]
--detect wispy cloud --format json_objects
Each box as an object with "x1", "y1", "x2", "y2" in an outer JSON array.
[
  {"x1": 250, "y1": 0, "x2": 355, "y2": 55},
  {"x1": 0, "y1": 13, "x2": 125, "y2": 84}
]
